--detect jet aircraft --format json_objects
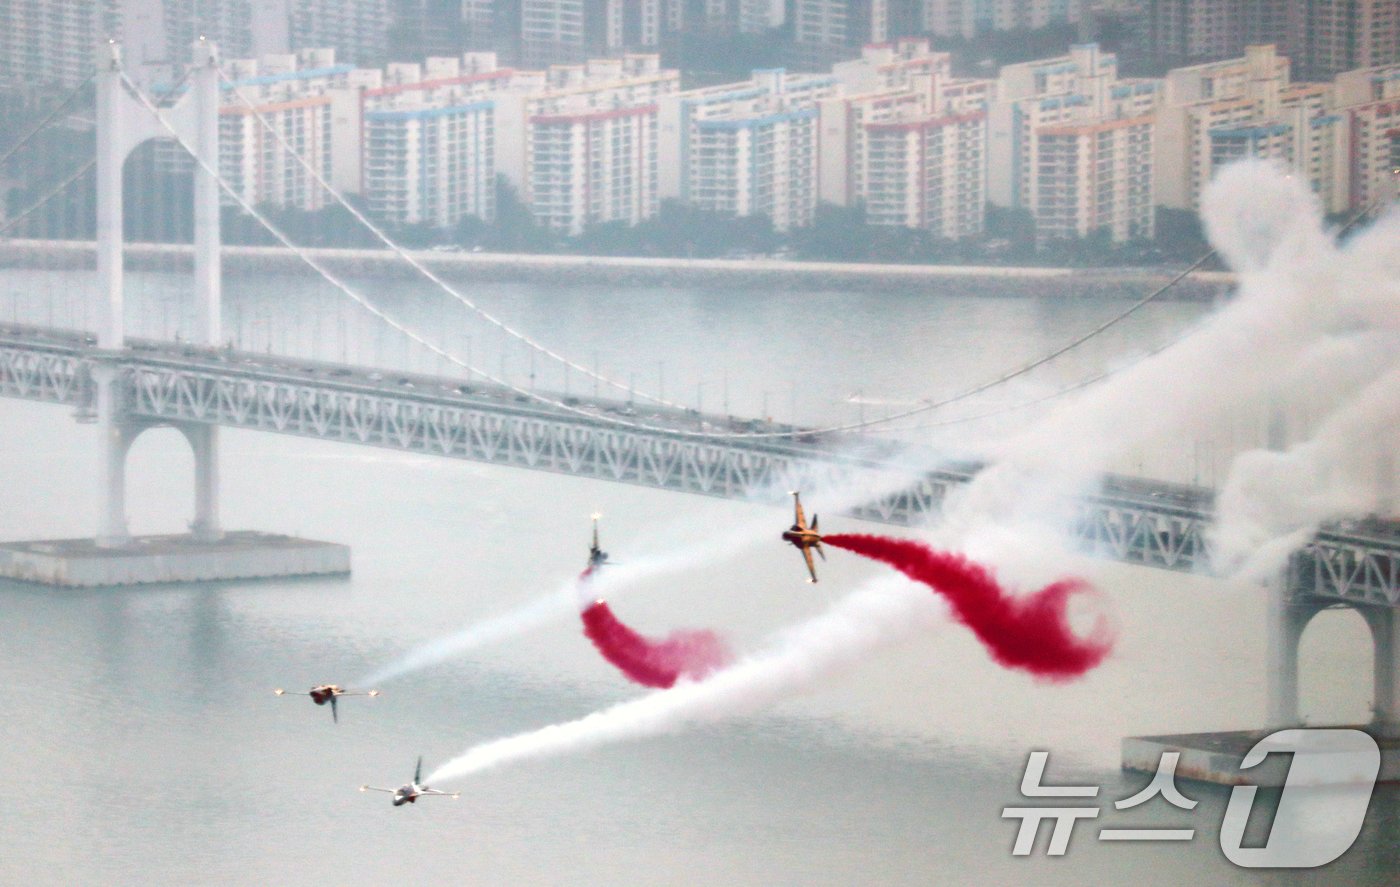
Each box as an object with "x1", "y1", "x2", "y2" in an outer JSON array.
[
  {"x1": 274, "y1": 684, "x2": 379, "y2": 723},
  {"x1": 780, "y1": 491, "x2": 824, "y2": 583},
  {"x1": 360, "y1": 757, "x2": 460, "y2": 806},
  {"x1": 587, "y1": 512, "x2": 610, "y2": 570}
]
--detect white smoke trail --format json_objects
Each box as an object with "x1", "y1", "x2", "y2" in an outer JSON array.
[
  {"x1": 358, "y1": 518, "x2": 769, "y2": 687},
  {"x1": 939, "y1": 161, "x2": 1393, "y2": 568},
  {"x1": 1205, "y1": 185, "x2": 1400, "y2": 577},
  {"x1": 1214, "y1": 362, "x2": 1400, "y2": 580},
  {"x1": 418, "y1": 162, "x2": 1391, "y2": 785},
  {"x1": 359, "y1": 580, "x2": 579, "y2": 686},
  {"x1": 357, "y1": 452, "x2": 939, "y2": 687},
  {"x1": 428, "y1": 575, "x2": 938, "y2": 784}
]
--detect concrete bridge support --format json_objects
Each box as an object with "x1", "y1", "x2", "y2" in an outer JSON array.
[
  {"x1": 92, "y1": 39, "x2": 223, "y2": 548},
  {"x1": 1363, "y1": 606, "x2": 1400, "y2": 736},
  {"x1": 95, "y1": 417, "x2": 223, "y2": 549},
  {"x1": 1265, "y1": 571, "x2": 1320, "y2": 728},
  {"x1": 182, "y1": 424, "x2": 221, "y2": 543},
  {"x1": 94, "y1": 362, "x2": 135, "y2": 548},
  {"x1": 1266, "y1": 568, "x2": 1400, "y2": 735}
]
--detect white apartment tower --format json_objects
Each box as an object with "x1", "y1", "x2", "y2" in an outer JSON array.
[
  {"x1": 289, "y1": 0, "x2": 389, "y2": 66},
  {"x1": 219, "y1": 49, "x2": 357, "y2": 211},
  {"x1": 361, "y1": 54, "x2": 518, "y2": 227},
  {"x1": 494, "y1": 55, "x2": 679, "y2": 234},
  {"x1": 924, "y1": 0, "x2": 1083, "y2": 40},
  {"x1": 658, "y1": 68, "x2": 836, "y2": 230},
  {"x1": 0, "y1": 1, "x2": 117, "y2": 90},
  {"x1": 821, "y1": 40, "x2": 993, "y2": 238},
  {"x1": 1156, "y1": 44, "x2": 1348, "y2": 213},
  {"x1": 991, "y1": 43, "x2": 1159, "y2": 243},
  {"x1": 1334, "y1": 63, "x2": 1400, "y2": 211}
]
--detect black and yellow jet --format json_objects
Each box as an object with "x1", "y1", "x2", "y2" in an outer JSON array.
[{"x1": 780, "y1": 491, "x2": 824, "y2": 583}]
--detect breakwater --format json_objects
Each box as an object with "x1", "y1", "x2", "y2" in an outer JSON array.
[{"x1": 0, "y1": 239, "x2": 1232, "y2": 300}]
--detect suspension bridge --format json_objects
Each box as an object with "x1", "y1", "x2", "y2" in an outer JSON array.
[{"x1": 0, "y1": 41, "x2": 1398, "y2": 755}]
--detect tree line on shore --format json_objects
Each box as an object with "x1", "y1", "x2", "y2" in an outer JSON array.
[{"x1": 7, "y1": 163, "x2": 1225, "y2": 270}]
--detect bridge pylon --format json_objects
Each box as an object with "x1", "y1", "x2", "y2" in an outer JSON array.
[
  {"x1": 1266, "y1": 558, "x2": 1400, "y2": 738},
  {"x1": 93, "y1": 39, "x2": 222, "y2": 548}
]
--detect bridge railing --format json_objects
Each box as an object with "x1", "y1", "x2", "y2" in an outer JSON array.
[{"x1": 1, "y1": 327, "x2": 1397, "y2": 606}]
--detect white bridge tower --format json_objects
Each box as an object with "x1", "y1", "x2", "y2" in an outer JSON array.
[{"x1": 93, "y1": 39, "x2": 222, "y2": 547}]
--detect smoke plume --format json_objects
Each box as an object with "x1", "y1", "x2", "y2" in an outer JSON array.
[
  {"x1": 822, "y1": 533, "x2": 1111, "y2": 679},
  {"x1": 428, "y1": 577, "x2": 940, "y2": 784}
]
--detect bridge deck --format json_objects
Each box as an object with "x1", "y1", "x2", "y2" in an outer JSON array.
[{"x1": 1, "y1": 324, "x2": 1396, "y2": 606}]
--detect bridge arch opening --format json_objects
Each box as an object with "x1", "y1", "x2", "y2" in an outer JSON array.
[
  {"x1": 118, "y1": 422, "x2": 218, "y2": 541},
  {"x1": 1297, "y1": 605, "x2": 1375, "y2": 726},
  {"x1": 121, "y1": 425, "x2": 194, "y2": 536}
]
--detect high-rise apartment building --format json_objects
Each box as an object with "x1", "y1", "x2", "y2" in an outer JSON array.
[
  {"x1": 219, "y1": 49, "x2": 358, "y2": 210},
  {"x1": 492, "y1": 54, "x2": 679, "y2": 233},
  {"x1": 924, "y1": 0, "x2": 1084, "y2": 40},
  {"x1": 991, "y1": 43, "x2": 1159, "y2": 242},
  {"x1": 0, "y1": 1, "x2": 117, "y2": 91},
  {"x1": 516, "y1": 0, "x2": 665, "y2": 67},
  {"x1": 1157, "y1": 44, "x2": 1347, "y2": 213},
  {"x1": 1292, "y1": 0, "x2": 1400, "y2": 80},
  {"x1": 1147, "y1": 1, "x2": 1398, "y2": 78},
  {"x1": 659, "y1": 68, "x2": 836, "y2": 230},
  {"x1": 821, "y1": 39, "x2": 993, "y2": 238},
  {"x1": 1334, "y1": 63, "x2": 1400, "y2": 210},
  {"x1": 291, "y1": 0, "x2": 389, "y2": 66},
  {"x1": 361, "y1": 54, "x2": 519, "y2": 226},
  {"x1": 788, "y1": 0, "x2": 926, "y2": 70}
]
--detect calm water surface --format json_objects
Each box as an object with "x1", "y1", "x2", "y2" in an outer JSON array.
[{"x1": 0, "y1": 271, "x2": 1392, "y2": 885}]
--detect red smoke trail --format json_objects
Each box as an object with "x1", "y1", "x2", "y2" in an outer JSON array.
[
  {"x1": 577, "y1": 570, "x2": 731, "y2": 689},
  {"x1": 822, "y1": 534, "x2": 1112, "y2": 680}
]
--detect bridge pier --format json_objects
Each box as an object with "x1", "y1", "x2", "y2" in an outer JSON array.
[
  {"x1": 94, "y1": 361, "x2": 134, "y2": 548},
  {"x1": 1363, "y1": 607, "x2": 1400, "y2": 736},
  {"x1": 182, "y1": 423, "x2": 222, "y2": 543},
  {"x1": 1265, "y1": 570, "x2": 1321, "y2": 728},
  {"x1": 94, "y1": 408, "x2": 225, "y2": 549}
]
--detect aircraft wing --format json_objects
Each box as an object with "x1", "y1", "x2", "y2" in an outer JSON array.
[
  {"x1": 793, "y1": 494, "x2": 807, "y2": 530},
  {"x1": 360, "y1": 786, "x2": 395, "y2": 794},
  {"x1": 802, "y1": 546, "x2": 818, "y2": 583},
  {"x1": 421, "y1": 789, "x2": 460, "y2": 798}
]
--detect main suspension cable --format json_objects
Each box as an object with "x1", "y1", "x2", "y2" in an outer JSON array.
[
  {"x1": 220, "y1": 68, "x2": 686, "y2": 411},
  {"x1": 121, "y1": 69, "x2": 771, "y2": 441},
  {"x1": 0, "y1": 73, "x2": 95, "y2": 170},
  {"x1": 0, "y1": 159, "x2": 95, "y2": 238},
  {"x1": 218, "y1": 66, "x2": 1238, "y2": 439}
]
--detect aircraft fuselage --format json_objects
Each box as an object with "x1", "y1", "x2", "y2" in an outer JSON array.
[
  {"x1": 309, "y1": 686, "x2": 339, "y2": 705},
  {"x1": 782, "y1": 527, "x2": 820, "y2": 547}
]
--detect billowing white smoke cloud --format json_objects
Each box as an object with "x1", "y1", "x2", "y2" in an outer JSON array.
[
  {"x1": 1215, "y1": 363, "x2": 1400, "y2": 579},
  {"x1": 941, "y1": 161, "x2": 1397, "y2": 574},
  {"x1": 1206, "y1": 179, "x2": 1400, "y2": 576},
  {"x1": 429, "y1": 576, "x2": 938, "y2": 784},
  {"x1": 418, "y1": 161, "x2": 1396, "y2": 784}
]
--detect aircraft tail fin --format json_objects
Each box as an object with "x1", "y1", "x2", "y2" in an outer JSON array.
[
  {"x1": 811, "y1": 514, "x2": 819, "y2": 531},
  {"x1": 414, "y1": 756, "x2": 423, "y2": 784},
  {"x1": 815, "y1": 540, "x2": 826, "y2": 561},
  {"x1": 330, "y1": 695, "x2": 338, "y2": 724}
]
